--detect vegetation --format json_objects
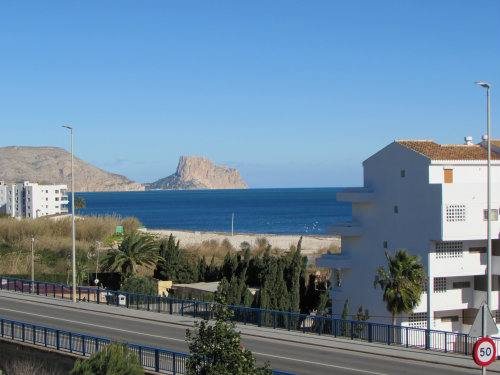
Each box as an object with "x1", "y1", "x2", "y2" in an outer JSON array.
[
  {"x1": 101, "y1": 231, "x2": 161, "y2": 276},
  {"x1": 154, "y1": 236, "x2": 330, "y2": 314},
  {"x1": 185, "y1": 298, "x2": 270, "y2": 375},
  {"x1": 0, "y1": 214, "x2": 330, "y2": 317},
  {"x1": 0, "y1": 216, "x2": 140, "y2": 283},
  {"x1": 120, "y1": 274, "x2": 157, "y2": 296},
  {"x1": 154, "y1": 234, "x2": 199, "y2": 283},
  {"x1": 70, "y1": 342, "x2": 143, "y2": 375},
  {"x1": 74, "y1": 196, "x2": 86, "y2": 215},
  {"x1": 373, "y1": 249, "x2": 426, "y2": 325}
]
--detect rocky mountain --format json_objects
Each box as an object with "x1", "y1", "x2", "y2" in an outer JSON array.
[
  {"x1": 146, "y1": 156, "x2": 248, "y2": 190},
  {"x1": 0, "y1": 146, "x2": 144, "y2": 192}
]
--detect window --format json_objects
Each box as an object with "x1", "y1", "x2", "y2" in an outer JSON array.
[
  {"x1": 441, "y1": 316, "x2": 459, "y2": 323},
  {"x1": 55, "y1": 190, "x2": 59, "y2": 193},
  {"x1": 436, "y1": 241, "x2": 463, "y2": 258},
  {"x1": 484, "y1": 209, "x2": 499, "y2": 221},
  {"x1": 394, "y1": 206, "x2": 399, "y2": 214},
  {"x1": 434, "y1": 277, "x2": 447, "y2": 293},
  {"x1": 383, "y1": 241, "x2": 388, "y2": 249},
  {"x1": 401, "y1": 170, "x2": 406, "y2": 178},
  {"x1": 452, "y1": 281, "x2": 471, "y2": 289},
  {"x1": 408, "y1": 313, "x2": 427, "y2": 328},
  {"x1": 495, "y1": 310, "x2": 500, "y2": 322},
  {"x1": 444, "y1": 169, "x2": 453, "y2": 183},
  {"x1": 55, "y1": 197, "x2": 59, "y2": 201},
  {"x1": 446, "y1": 205, "x2": 466, "y2": 222}
]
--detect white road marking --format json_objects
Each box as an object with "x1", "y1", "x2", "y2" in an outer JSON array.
[
  {"x1": 0, "y1": 306, "x2": 185, "y2": 342},
  {"x1": 253, "y1": 351, "x2": 389, "y2": 375},
  {"x1": 0, "y1": 305, "x2": 388, "y2": 374}
]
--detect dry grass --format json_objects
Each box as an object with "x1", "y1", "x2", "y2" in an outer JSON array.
[
  {"x1": 1, "y1": 357, "x2": 66, "y2": 375},
  {"x1": 0, "y1": 215, "x2": 141, "y2": 276},
  {"x1": 183, "y1": 236, "x2": 284, "y2": 264}
]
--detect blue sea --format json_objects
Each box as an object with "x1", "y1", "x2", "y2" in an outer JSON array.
[{"x1": 76, "y1": 188, "x2": 351, "y2": 235}]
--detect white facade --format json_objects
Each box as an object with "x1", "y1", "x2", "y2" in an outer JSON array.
[
  {"x1": 0, "y1": 181, "x2": 6, "y2": 212},
  {"x1": 6, "y1": 181, "x2": 69, "y2": 218},
  {"x1": 317, "y1": 139, "x2": 500, "y2": 334}
]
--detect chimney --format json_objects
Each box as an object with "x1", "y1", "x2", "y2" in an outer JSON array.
[{"x1": 464, "y1": 136, "x2": 473, "y2": 145}]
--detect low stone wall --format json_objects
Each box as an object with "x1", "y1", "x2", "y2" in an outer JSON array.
[{"x1": 143, "y1": 229, "x2": 340, "y2": 253}]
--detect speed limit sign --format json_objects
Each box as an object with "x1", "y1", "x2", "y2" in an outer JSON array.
[{"x1": 473, "y1": 337, "x2": 496, "y2": 367}]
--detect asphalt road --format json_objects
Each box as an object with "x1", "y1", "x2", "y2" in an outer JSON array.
[{"x1": 0, "y1": 295, "x2": 492, "y2": 375}]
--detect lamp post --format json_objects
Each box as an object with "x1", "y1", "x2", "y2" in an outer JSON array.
[
  {"x1": 30, "y1": 234, "x2": 34, "y2": 293},
  {"x1": 62, "y1": 125, "x2": 76, "y2": 303},
  {"x1": 475, "y1": 82, "x2": 491, "y2": 311}
]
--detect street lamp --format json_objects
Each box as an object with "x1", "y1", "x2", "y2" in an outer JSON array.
[
  {"x1": 62, "y1": 125, "x2": 77, "y2": 303},
  {"x1": 475, "y1": 82, "x2": 492, "y2": 356}
]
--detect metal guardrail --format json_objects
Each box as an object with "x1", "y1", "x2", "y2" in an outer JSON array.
[
  {"x1": 0, "y1": 317, "x2": 189, "y2": 374},
  {"x1": 0, "y1": 317, "x2": 294, "y2": 375},
  {"x1": 0, "y1": 276, "x2": 494, "y2": 357}
]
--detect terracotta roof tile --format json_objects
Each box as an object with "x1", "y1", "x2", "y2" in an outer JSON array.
[{"x1": 396, "y1": 140, "x2": 500, "y2": 160}]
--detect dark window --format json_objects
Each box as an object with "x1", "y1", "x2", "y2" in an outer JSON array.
[
  {"x1": 383, "y1": 241, "x2": 388, "y2": 249},
  {"x1": 401, "y1": 170, "x2": 406, "y2": 177},
  {"x1": 394, "y1": 206, "x2": 399, "y2": 214},
  {"x1": 452, "y1": 281, "x2": 471, "y2": 289}
]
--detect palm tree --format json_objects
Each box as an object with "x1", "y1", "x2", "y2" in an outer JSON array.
[
  {"x1": 101, "y1": 231, "x2": 162, "y2": 276},
  {"x1": 74, "y1": 196, "x2": 86, "y2": 215},
  {"x1": 373, "y1": 249, "x2": 426, "y2": 326}
]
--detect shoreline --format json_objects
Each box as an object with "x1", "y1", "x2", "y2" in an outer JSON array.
[{"x1": 142, "y1": 228, "x2": 340, "y2": 253}]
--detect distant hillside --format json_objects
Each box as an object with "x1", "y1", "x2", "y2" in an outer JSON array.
[
  {"x1": 145, "y1": 156, "x2": 248, "y2": 190},
  {"x1": 0, "y1": 146, "x2": 144, "y2": 192}
]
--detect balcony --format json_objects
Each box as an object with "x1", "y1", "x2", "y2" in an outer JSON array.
[
  {"x1": 326, "y1": 222, "x2": 363, "y2": 237},
  {"x1": 336, "y1": 188, "x2": 374, "y2": 203}
]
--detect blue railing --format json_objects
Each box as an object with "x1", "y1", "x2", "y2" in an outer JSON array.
[
  {"x1": 0, "y1": 276, "x2": 494, "y2": 357},
  {"x1": 0, "y1": 317, "x2": 294, "y2": 375},
  {"x1": 0, "y1": 317, "x2": 189, "y2": 374}
]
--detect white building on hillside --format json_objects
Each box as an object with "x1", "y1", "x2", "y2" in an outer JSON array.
[
  {"x1": 6, "y1": 181, "x2": 69, "y2": 218},
  {"x1": 0, "y1": 181, "x2": 6, "y2": 212},
  {"x1": 317, "y1": 138, "x2": 500, "y2": 334}
]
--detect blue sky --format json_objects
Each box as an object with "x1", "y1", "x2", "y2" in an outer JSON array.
[{"x1": 1, "y1": 1, "x2": 499, "y2": 188}]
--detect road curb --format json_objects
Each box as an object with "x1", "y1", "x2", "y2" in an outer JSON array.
[{"x1": 1, "y1": 290, "x2": 498, "y2": 373}]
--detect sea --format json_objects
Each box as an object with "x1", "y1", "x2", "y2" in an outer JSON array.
[{"x1": 76, "y1": 188, "x2": 351, "y2": 236}]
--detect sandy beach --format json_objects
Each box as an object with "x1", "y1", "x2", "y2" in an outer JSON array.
[{"x1": 143, "y1": 228, "x2": 340, "y2": 253}]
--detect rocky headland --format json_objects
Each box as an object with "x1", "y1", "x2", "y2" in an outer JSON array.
[
  {"x1": 0, "y1": 146, "x2": 144, "y2": 192},
  {"x1": 145, "y1": 156, "x2": 248, "y2": 190}
]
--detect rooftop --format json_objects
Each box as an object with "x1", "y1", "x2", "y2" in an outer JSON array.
[{"x1": 396, "y1": 140, "x2": 500, "y2": 161}]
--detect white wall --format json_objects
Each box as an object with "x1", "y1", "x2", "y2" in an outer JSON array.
[{"x1": 318, "y1": 142, "x2": 500, "y2": 328}]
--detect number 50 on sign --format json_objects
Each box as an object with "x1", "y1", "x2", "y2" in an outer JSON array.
[{"x1": 473, "y1": 337, "x2": 496, "y2": 367}]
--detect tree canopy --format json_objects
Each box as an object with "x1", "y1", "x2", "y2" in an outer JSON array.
[
  {"x1": 101, "y1": 231, "x2": 161, "y2": 276},
  {"x1": 185, "y1": 299, "x2": 270, "y2": 375}
]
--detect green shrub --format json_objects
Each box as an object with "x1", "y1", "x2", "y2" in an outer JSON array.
[
  {"x1": 120, "y1": 274, "x2": 157, "y2": 296},
  {"x1": 70, "y1": 342, "x2": 143, "y2": 375}
]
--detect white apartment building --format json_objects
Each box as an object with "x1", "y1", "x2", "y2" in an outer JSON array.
[
  {"x1": 6, "y1": 181, "x2": 69, "y2": 218},
  {"x1": 0, "y1": 181, "x2": 6, "y2": 212},
  {"x1": 317, "y1": 138, "x2": 500, "y2": 334}
]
